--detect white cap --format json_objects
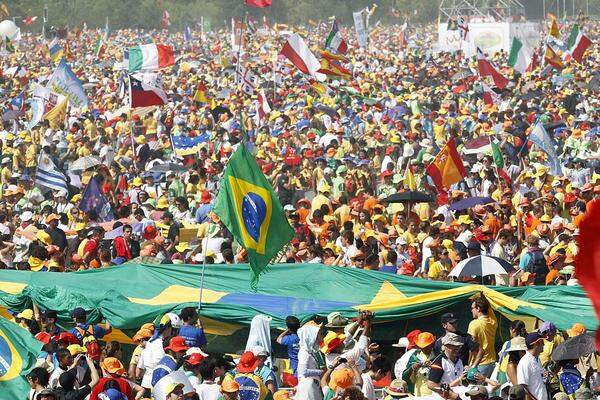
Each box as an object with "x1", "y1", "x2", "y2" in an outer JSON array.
[
  {"x1": 392, "y1": 337, "x2": 410, "y2": 348},
  {"x1": 283, "y1": 204, "x2": 296, "y2": 212},
  {"x1": 20, "y1": 211, "x2": 33, "y2": 222},
  {"x1": 395, "y1": 237, "x2": 407, "y2": 246},
  {"x1": 165, "y1": 312, "x2": 182, "y2": 329},
  {"x1": 250, "y1": 345, "x2": 269, "y2": 357},
  {"x1": 186, "y1": 347, "x2": 209, "y2": 357}
]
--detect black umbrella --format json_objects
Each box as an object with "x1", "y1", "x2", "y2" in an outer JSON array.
[
  {"x1": 551, "y1": 333, "x2": 596, "y2": 361},
  {"x1": 147, "y1": 163, "x2": 188, "y2": 173},
  {"x1": 383, "y1": 191, "x2": 433, "y2": 204}
]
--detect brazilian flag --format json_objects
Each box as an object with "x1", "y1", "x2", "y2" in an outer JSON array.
[
  {"x1": 0, "y1": 317, "x2": 42, "y2": 398},
  {"x1": 213, "y1": 145, "x2": 294, "y2": 287}
]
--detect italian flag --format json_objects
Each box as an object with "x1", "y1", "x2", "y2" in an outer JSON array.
[
  {"x1": 128, "y1": 44, "x2": 174, "y2": 72},
  {"x1": 566, "y1": 24, "x2": 592, "y2": 63},
  {"x1": 325, "y1": 20, "x2": 348, "y2": 55},
  {"x1": 508, "y1": 37, "x2": 531, "y2": 74}
]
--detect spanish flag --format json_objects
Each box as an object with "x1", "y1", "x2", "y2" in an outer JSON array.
[
  {"x1": 404, "y1": 164, "x2": 416, "y2": 191},
  {"x1": 425, "y1": 138, "x2": 467, "y2": 191},
  {"x1": 193, "y1": 83, "x2": 210, "y2": 103},
  {"x1": 318, "y1": 57, "x2": 352, "y2": 80},
  {"x1": 544, "y1": 45, "x2": 564, "y2": 69}
]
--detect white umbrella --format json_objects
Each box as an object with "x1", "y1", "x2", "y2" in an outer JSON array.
[
  {"x1": 449, "y1": 255, "x2": 514, "y2": 278},
  {"x1": 69, "y1": 156, "x2": 101, "y2": 171}
]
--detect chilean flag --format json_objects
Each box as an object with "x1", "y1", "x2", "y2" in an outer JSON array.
[
  {"x1": 245, "y1": 0, "x2": 272, "y2": 7},
  {"x1": 129, "y1": 75, "x2": 167, "y2": 108},
  {"x1": 280, "y1": 33, "x2": 321, "y2": 76},
  {"x1": 477, "y1": 47, "x2": 509, "y2": 89}
]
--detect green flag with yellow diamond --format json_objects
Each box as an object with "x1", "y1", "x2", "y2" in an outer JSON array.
[
  {"x1": 0, "y1": 317, "x2": 43, "y2": 398},
  {"x1": 213, "y1": 144, "x2": 294, "y2": 287}
]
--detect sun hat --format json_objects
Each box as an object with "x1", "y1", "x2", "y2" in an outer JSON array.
[
  {"x1": 16, "y1": 309, "x2": 34, "y2": 320},
  {"x1": 67, "y1": 344, "x2": 87, "y2": 356},
  {"x1": 328, "y1": 368, "x2": 354, "y2": 391},
  {"x1": 507, "y1": 336, "x2": 527, "y2": 352},
  {"x1": 164, "y1": 336, "x2": 190, "y2": 352},
  {"x1": 442, "y1": 332, "x2": 464, "y2": 347},
  {"x1": 320, "y1": 331, "x2": 346, "y2": 354},
  {"x1": 237, "y1": 351, "x2": 260, "y2": 373},
  {"x1": 392, "y1": 337, "x2": 410, "y2": 348},
  {"x1": 466, "y1": 385, "x2": 488, "y2": 397},
  {"x1": 415, "y1": 332, "x2": 436, "y2": 349},
  {"x1": 165, "y1": 382, "x2": 184, "y2": 396},
  {"x1": 101, "y1": 357, "x2": 126, "y2": 376},
  {"x1": 567, "y1": 323, "x2": 586, "y2": 337},
  {"x1": 384, "y1": 378, "x2": 409, "y2": 396},
  {"x1": 221, "y1": 379, "x2": 240, "y2": 393},
  {"x1": 325, "y1": 312, "x2": 348, "y2": 328}
]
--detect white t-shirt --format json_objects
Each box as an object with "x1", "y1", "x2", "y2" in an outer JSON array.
[
  {"x1": 139, "y1": 336, "x2": 166, "y2": 388},
  {"x1": 517, "y1": 352, "x2": 548, "y2": 400},
  {"x1": 361, "y1": 372, "x2": 376, "y2": 400},
  {"x1": 196, "y1": 382, "x2": 221, "y2": 400}
]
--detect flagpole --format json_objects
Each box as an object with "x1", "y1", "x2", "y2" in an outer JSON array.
[{"x1": 197, "y1": 238, "x2": 209, "y2": 311}]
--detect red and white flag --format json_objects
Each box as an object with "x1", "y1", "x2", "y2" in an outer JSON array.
[
  {"x1": 129, "y1": 75, "x2": 168, "y2": 108},
  {"x1": 255, "y1": 89, "x2": 271, "y2": 126},
  {"x1": 477, "y1": 47, "x2": 509, "y2": 89},
  {"x1": 280, "y1": 33, "x2": 321, "y2": 76},
  {"x1": 237, "y1": 65, "x2": 258, "y2": 95},
  {"x1": 161, "y1": 11, "x2": 171, "y2": 29},
  {"x1": 482, "y1": 84, "x2": 501, "y2": 106},
  {"x1": 23, "y1": 16, "x2": 38, "y2": 25},
  {"x1": 457, "y1": 16, "x2": 469, "y2": 40}
]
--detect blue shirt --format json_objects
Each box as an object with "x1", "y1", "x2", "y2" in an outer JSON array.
[
  {"x1": 194, "y1": 204, "x2": 213, "y2": 223},
  {"x1": 69, "y1": 323, "x2": 108, "y2": 342},
  {"x1": 379, "y1": 265, "x2": 397, "y2": 274},
  {"x1": 178, "y1": 325, "x2": 207, "y2": 348},
  {"x1": 279, "y1": 333, "x2": 300, "y2": 375}
]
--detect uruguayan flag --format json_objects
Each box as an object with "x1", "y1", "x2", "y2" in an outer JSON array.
[{"x1": 35, "y1": 151, "x2": 68, "y2": 192}]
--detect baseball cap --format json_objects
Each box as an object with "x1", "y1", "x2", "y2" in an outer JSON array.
[
  {"x1": 98, "y1": 388, "x2": 127, "y2": 400},
  {"x1": 525, "y1": 332, "x2": 544, "y2": 347},
  {"x1": 101, "y1": 357, "x2": 126, "y2": 376},
  {"x1": 466, "y1": 386, "x2": 488, "y2": 397},
  {"x1": 440, "y1": 312, "x2": 458, "y2": 324},
  {"x1": 185, "y1": 352, "x2": 205, "y2": 366},
  {"x1": 164, "y1": 336, "x2": 190, "y2": 353},
  {"x1": 539, "y1": 321, "x2": 557, "y2": 335},
  {"x1": 442, "y1": 332, "x2": 464, "y2": 347}
]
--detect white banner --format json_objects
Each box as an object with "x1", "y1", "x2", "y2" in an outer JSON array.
[{"x1": 353, "y1": 11, "x2": 367, "y2": 48}]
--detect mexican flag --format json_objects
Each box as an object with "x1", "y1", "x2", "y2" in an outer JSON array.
[
  {"x1": 566, "y1": 24, "x2": 592, "y2": 63},
  {"x1": 94, "y1": 37, "x2": 106, "y2": 59},
  {"x1": 508, "y1": 37, "x2": 531, "y2": 74},
  {"x1": 128, "y1": 44, "x2": 174, "y2": 72},
  {"x1": 325, "y1": 20, "x2": 347, "y2": 55}
]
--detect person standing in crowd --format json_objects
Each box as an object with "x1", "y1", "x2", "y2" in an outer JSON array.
[
  {"x1": 517, "y1": 332, "x2": 548, "y2": 400},
  {"x1": 468, "y1": 297, "x2": 497, "y2": 377}
]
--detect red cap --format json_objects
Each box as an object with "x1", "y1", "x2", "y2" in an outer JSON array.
[
  {"x1": 200, "y1": 191, "x2": 212, "y2": 204},
  {"x1": 185, "y1": 353, "x2": 205, "y2": 366},
  {"x1": 165, "y1": 336, "x2": 190, "y2": 353},
  {"x1": 35, "y1": 332, "x2": 52, "y2": 345},
  {"x1": 55, "y1": 332, "x2": 79, "y2": 345},
  {"x1": 237, "y1": 351, "x2": 260, "y2": 373},
  {"x1": 143, "y1": 226, "x2": 158, "y2": 240},
  {"x1": 381, "y1": 170, "x2": 393, "y2": 179}
]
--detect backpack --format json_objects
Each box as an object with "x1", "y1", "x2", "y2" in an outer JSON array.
[{"x1": 527, "y1": 250, "x2": 548, "y2": 284}]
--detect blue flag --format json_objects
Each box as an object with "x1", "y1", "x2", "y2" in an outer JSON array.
[
  {"x1": 529, "y1": 123, "x2": 562, "y2": 175},
  {"x1": 79, "y1": 178, "x2": 114, "y2": 222},
  {"x1": 172, "y1": 133, "x2": 210, "y2": 156},
  {"x1": 46, "y1": 58, "x2": 88, "y2": 108},
  {"x1": 184, "y1": 24, "x2": 192, "y2": 42}
]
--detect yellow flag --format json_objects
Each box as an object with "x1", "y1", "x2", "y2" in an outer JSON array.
[
  {"x1": 210, "y1": 98, "x2": 218, "y2": 110},
  {"x1": 404, "y1": 164, "x2": 416, "y2": 191},
  {"x1": 44, "y1": 98, "x2": 68, "y2": 129},
  {"x1": 549, "y1": 17, "x2": 560, "y2": 39},
  {"x1": 193, "y1": 88, "x2": 210, "y2": 103}
]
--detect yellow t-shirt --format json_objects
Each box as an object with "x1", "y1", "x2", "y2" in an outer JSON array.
[
  {"x1": 468, "y1": 316, "x2": 498, "y2": 365},
  {"x1": 540, "y1": 335, "x2": 564, "y2": 366},
  {"x1": 428, "y1": 260, "x2": 445, "y2": 280}
]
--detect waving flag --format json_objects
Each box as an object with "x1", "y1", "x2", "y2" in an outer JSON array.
[
  {"x1": 161, "y1": 10, "x2": 171, "y2": 29},
  {"x1": 544, "y1": 44, "x2": 564, "y2": 69},
  {"x1": 476, "y1": 48, "x2": 509, "y2": 89},
  {"x1": 172, "y1": 134, "x2": 210, "y2": 156},
  {"x1": 79, "y1": 177, "x2": 114, "y2": 222},
  {"x1": 237, "y1": 65, "x2": 258, "y2": 95},
  {"x1": 254, "y1": 89, "x2": 271, "y2": 126},
  {"x1": 425, "y1": 138, "x2": 467, "y2": 191},
  {"x1": 183, "y1": 24, "x2": 192, "y2": 42},
  {"x1": 280, "y1": 33, "x2": 321, "y2": 76},
  {"x1": 47, "y1": 39, "x2": 63, "y2": 63},
  {"x1": 245, "y1": 0, "x2": 272, "y2": 7},
  {"x1": 213, "y1": 145, "x2": 294, "y2": 288},
  {"x1": 0, "y1": 317, "x2": 42, "y2": 399},
  {"x1": 529, "y1": 123, "x2": 562, "y2": 175},
  {"x1": 46, "y1": 58, "x2": 88, "y2": 108},
  {"x1": 457, "y1": 16, "x2": 469, "y2": 40},
  {"x1": 129, "y1": 75, "x2": 167, "y2": 108},
  {"x1": 22, "y1": 16, "x2": 37, "y2": 25},
  {"x1": 549, "y1": 16, "x2": 560, "y2": 39},
  {"x1": 566, "y1": 25, "x2": 592, "y2": 63},
  {"x1": 36, "y1": 150, "x2": 68, "y2": 192},
  {"x1": 2, "y1": 91, "x2": 25, "y2": 121},
  {"x1": 482, "y1": 84, "x2": 500, "y2": 106},
  {"x1": 127, "y1": 44, "x2": 174, "y2": 72},
  {"x1": 325, "y1": 20, "x2": 348, "y2": 54},
  {"x1": 318, "y1": 57, "x2": 352, "y2": 80},
  {"x1": 508, "y1": 37, "x2": 532, "y2": 74}
]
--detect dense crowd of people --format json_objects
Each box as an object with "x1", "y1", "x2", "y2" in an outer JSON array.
[{"x1": 0, "y1": 4, "x2": 599, "y2": 400}]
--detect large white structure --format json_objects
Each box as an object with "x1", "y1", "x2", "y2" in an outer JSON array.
[{"x1": 438, "y1": 20, "x2": 541, "y2": 56}]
